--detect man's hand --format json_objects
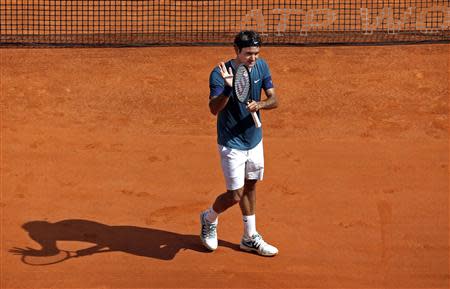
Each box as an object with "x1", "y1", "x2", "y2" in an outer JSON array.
[
  {"x1": 9, "y1": 247, "x2": 59, "y2": 256},
  {"x1": 218, "y1": 62, "x2": 233, "y2": 87},
  {"x1": 246, "y1": 100, "x2": 261, "y2": 112}
]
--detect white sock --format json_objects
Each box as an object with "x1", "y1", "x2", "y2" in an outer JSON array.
[
  {"x1": 205, "y1": 207, "x2": 218, "y2": 224},
  {"x1": 243, "y1": 214, "x2": 257, "y2": 239}
]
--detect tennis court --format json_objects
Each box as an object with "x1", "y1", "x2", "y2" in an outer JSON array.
[{"x1": 1, "y1": 1, "x2": 449, "y2": 288}]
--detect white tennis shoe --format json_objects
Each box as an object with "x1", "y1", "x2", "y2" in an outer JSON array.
[
  {"x1": 240, "y1": 233, "x2": 278, "y2": 256},
  {"x1": 200, "y1": 211, "x2": 218, "y2": 251}
]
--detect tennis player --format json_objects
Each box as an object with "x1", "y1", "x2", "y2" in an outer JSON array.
[{"x1": 200, "y1": 30, "x2": 279, "y2": 256}]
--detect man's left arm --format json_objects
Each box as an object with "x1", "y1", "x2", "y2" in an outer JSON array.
[
  {"x1": 259, "y1": 88, "x2": 278, "y2": 110},
  {"x1": 247, "y1": 88, "x2": 278, "y2": 112}
]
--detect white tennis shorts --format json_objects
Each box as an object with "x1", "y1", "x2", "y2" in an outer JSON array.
[{"x1": 218, "y1": 140, "x2": 264, "y2": 191}]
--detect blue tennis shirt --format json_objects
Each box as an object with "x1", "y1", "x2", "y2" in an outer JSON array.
[{"x1": 209, "y1": 58, "x2": 273, "y2": 150}]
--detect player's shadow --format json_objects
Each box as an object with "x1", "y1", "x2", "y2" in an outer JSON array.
[{"x1": 10, "y1": 219, "x2": 239, "y2": 264}]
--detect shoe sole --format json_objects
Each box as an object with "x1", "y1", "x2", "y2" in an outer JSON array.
[
  {"x1": 239, "y1": 243, "x2": 278, "y2": 257},
  {"x1": 200, "y1": 213, "x2": 218, "y2": 251}
]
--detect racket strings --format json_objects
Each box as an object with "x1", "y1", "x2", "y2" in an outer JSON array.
[
  {"x1": 235, "y1": 69, "x2": 250, "y2": 102},
  {"x1": 22, "y1": 250, "x2": 71, "y2": 266}
]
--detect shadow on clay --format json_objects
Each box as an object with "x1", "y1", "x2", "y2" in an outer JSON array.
[{"x1": 10, "y1": 219, "x2": 240, "y2": 265}]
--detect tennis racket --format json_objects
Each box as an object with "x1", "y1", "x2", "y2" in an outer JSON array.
[
  {"x1": 21, "y1": 250, "x2": 77, "y2": 266},
  {"x1": 11, "y1": 246, "x2": 111, "y2": 266},
  {"x1": 233, "y1": 64, "x2": 262, "y2": 128}
]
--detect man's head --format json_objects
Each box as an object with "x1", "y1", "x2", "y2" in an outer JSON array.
[{"x1": 234, "y1": 30, "x2": 261, "y2": 68}]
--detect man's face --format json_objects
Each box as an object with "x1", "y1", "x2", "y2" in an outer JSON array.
[{"x1": 236, "y1": 46, "x2": 260, "y2": 68}]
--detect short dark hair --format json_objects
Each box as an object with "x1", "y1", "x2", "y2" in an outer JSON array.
[{"x1": 234, "y1": 30, "x2": 261, "y2": 50}]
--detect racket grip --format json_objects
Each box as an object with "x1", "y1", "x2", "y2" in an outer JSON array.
[{"x1": 251, "y1": 112, "x2": 262, "y2": 128}]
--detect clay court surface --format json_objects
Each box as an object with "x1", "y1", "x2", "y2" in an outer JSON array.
[{"x1": 0, "y1": 44, "x2": 449, "y2": 288}]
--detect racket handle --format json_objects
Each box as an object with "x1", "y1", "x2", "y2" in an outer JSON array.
[{"x1": 251, "y1": 111, "x2": 262, "y2": 128}]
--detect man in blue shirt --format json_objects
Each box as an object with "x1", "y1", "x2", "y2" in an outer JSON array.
[{"x1": 200, "y1": 30, "x2": 279, "y2": 256}]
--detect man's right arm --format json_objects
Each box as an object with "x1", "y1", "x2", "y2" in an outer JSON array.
[
  {"x1": 209, "y1": 64, "x2": 233, "y2": 115},
  {"x1": 209, "y1": 94, "x2": 230, "y2": 115}
]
